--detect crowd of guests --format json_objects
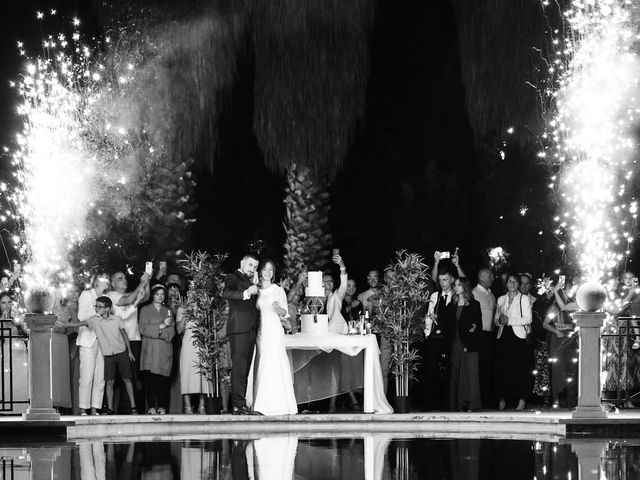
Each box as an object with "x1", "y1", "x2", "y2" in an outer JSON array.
[
  {"x1": 2, "y1": 250, "x2": 640, "y2": 415},
  {"x1": 1, "y1": 264, "x2": 219, "y2": 415}
]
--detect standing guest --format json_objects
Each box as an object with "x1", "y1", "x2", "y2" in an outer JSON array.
[
  {"x1": 282, "y1": 270, "x2": 307, "y2": 333},
  {"x1": 77, "y1": 273, "x2": 110, "y2": 415},
  {"x1": 519, "y1": 273, "x2": 536, "y2": 304},
  {"x1": 342, "y1": 279, "x2": 363, "y2": 322},
  {"x1": 552, "y1": 277, "x2": 579, "y2": 408},
  {"x1": 533, "y1": 289, "x2": 560, "y2": 407},
  {"x1": 166, "y1": 273, "x2": 185, "y2": 292},
  {"x1": 357, "y1": 270, "x2": 381, "y2": 315},
  {"x1": 472, "y1": 268, "x2": 496, "y2": 408},
  {"x1": 222, "y1": 253, "x2": 262, "y2": 415},
  {"x1": 448, "y1": 278, "x2": 481, "y2": 412},
  {"x1": 383, "y1": 267, "x2": 394, "y2": 286},
  {"x1": 423, "y1": 270, "x2": 456, "y2": 411},
  {"x1": 58, "y1": 296, "x2": 138, "y2": 415},
  {"x1": 176, "y1": 301, "x2": 209, "y2": 414},
  {"x1": 166, "y1": 283, "x2": 184, "y2": 413},
  {"x1": 139, "y1": 284, "x2": 175, "y2": 414},
  {"x1": 324, "y1": 255, "x2": 361, "y2": 412},
  {"x1": 107, "y1": 271, "x2": 149, "y2": 412},
  {"x1": 494, "y1": 274, "x2": 532, "y2": 411}
]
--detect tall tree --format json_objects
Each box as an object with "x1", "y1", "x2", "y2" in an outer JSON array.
[{"x1": 244, "y1": 0, "x2": 375, "y2": 277}]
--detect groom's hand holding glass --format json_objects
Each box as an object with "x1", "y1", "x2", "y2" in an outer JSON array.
[{"x1": 245, "y1": 284, "x2": 259, "y2": 298}]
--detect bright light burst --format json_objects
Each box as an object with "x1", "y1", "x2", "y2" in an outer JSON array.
[
  {"x1": 543, "y1": 0, "x2": 640, "y2": 283},
  {"x1": 7, "y1": 26, "x2": 101, "y2": 292}
]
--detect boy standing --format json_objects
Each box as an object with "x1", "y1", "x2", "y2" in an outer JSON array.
[{"x1": 59, "y1": 296, "x2": 138, "y2": 414}]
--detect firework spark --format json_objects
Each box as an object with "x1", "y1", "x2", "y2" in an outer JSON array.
[{"x1": 544, "y1": 0, "x2": 640, "y2": 283}]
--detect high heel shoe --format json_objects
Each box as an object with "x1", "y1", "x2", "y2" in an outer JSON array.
[
  {"x1": 516, "y1": 399, "x2": 526, "y2": 411},
  {"x1": 498, "y1": 399, "x2": 506, "y2": 410},
  {"x1": 184, "y1": 406, "x2": 193, "y2": 415},
  {"x1": 198, "y1": 405, "x2": 206, "y2": 415}
]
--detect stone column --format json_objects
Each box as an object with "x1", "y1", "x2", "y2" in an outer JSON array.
[
  {"x1": 23, "y1": 313, "x2": 60, "y2": 421},
  {"x1": 570, "y1": 442, "x2": 607, "y2": 480},
  {"x1": 27, "y1": 446, "x2": 61, "y2": 480},
  {"x1": 572, "y1": 311, "x2": 607, "y2": 419}
]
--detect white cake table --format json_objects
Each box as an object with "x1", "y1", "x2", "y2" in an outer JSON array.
[{"x1": 284, "y1": 333, "x2": 393, "y2": 414}]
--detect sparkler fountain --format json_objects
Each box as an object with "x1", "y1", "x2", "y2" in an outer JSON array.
[{"x1": 543, "y1": 0, "x2": 640, "y2": 418}]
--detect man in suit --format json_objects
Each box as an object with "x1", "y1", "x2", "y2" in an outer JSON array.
[
  {"x1": 222, "y1": 253, "x2": 262, "y2": 415},
  {"x1": 422, "y1": 269, "x2": 456, "y2": 411}
]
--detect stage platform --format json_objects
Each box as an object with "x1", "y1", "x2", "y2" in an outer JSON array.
[{"x1": 2, "y1": 410, "x2": 640, "y2": 441}]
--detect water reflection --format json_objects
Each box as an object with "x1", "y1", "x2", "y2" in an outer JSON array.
[{"x1": 1, "y1": 436, "x2": 640, "y2": 479}]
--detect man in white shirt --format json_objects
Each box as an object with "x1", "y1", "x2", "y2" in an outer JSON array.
[
  {"x1": 357, "y1": 270, "x2": 381, "y2": 315},
  {"x1": 107, "y1": 270, "x2": 150, "y2": 412},
  {"x1": 77, "y1": 273, "x2": 110, "y2": 415},
  {"x1": 472, "y1": 268, "x2": 496, "y2": 409}
]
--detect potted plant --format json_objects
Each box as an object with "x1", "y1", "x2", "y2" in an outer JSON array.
[
  {"x1": 375, "y1": 250, "x2": 432, "y2": 413},
  {"x1": 179, "y1": 250, "x2": 229, "y2": 414}
]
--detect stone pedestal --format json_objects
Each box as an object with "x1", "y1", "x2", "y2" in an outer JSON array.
[
  {"x1": 572, "y1": 311, "x2": 607, "y2": 419},
  {"x1": 27, "y1": 447, "x2": 61, "y2": 480},
  {"x1": 23, "y1": 314, "x2": 60, "y2": 421},
  {"x1": 570, "y1": 442, "x2": 607, "y2": 480}
]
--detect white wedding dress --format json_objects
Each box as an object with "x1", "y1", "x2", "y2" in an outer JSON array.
[{"x1": 246, "y1": 284, "x2": 298, "y2": 415}]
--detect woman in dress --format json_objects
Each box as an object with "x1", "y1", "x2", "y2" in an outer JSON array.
[
  {"x1": 448, "y1": 277, "x2": 481, "y2": 411},
  {"x1": 494, "y1": 274, "x2": 532, "y2": 411},
  {"x1": 139, "y1": 284, "x2": 175, "y2": 414},
  {"x1": 248, "y1": 260, "x2": 297, "y2": 415},
  {"x1": 176, "y1": 298, "x2": 210, "y2": 415},
  {"x1": 167, "y1": 283, "x2": 183, "y2": 413},
  {"x1": 323, "y1": 254, "x2": 361, "y2": 412}
]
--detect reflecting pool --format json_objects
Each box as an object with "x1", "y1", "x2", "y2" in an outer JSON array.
[{"x1": 1, "y1": 435, "x2": 639, "y2": 479}]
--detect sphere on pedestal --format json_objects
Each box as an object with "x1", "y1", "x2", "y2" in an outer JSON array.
[
  {"x1": 576, "y1": 281, "x2": 607, "y2": 312},
  {"x1": 24, "y1": 285, "x2": 56, "y2": 313}
]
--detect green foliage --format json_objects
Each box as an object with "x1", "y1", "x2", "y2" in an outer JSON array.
[
  {"x1": 246, "y1": 0, "x2": 374, "y2": 179},
  {"x1": 375, "y1": 250, "x2": 432, "y2": 396},
  {"x1": 178, "y1": 250, "x2": 229, "y2": 397},
  {"x1": 68, "y1": 156, "x2": 196, "y2": 287}
]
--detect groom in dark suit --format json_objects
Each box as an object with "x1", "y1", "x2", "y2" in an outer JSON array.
[{"x1": 222, "y1": 253, "x2": 262, "y2": 415}]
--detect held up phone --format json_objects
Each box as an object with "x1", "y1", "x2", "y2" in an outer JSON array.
[
  {"x1": 440, "y1": 251, "x2": 450, "y2": 259},
  {"x1": 159, "y1": 261, "x2": 167, "y2": 270},
  {"x1": 559, "y1": 275, "x2": 566, "y2": 285},
  {"x1": 333, "y1": 248, "x2": 340, "y2": 257},
  {"x1": 145, "y1": 262, "x2": 153, "y2": 275}
]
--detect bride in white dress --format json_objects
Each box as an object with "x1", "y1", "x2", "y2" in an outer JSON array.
[{"x1": 247, "y1": 260, "x2": 298, "y2": 415}]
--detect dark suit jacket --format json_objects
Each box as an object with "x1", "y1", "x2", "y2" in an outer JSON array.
[
  {"x1": 446, "y1": 299, "x2": 482, "y2": 352},
  {"x1": 222, "y1": 270, "x2": 258, "y2": 335}
]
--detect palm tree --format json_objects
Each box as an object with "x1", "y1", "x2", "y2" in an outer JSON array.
[
  {"x1": 245, "y1": 0, "x2": 375, "y2": 277},
  {"x1": 450, "y1": 0, "x2": 560, "y2": 151},
  {"x1": 96, "y1": 0, "x2": 375, "y2": 277}
]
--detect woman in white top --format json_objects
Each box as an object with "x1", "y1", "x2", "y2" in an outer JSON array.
[
  {"x1": 494, "y1": 273, "x2": 532, "y2": 411},
  {"x1": 323, "y1": 254, "x2": 361, "y2": 412}
]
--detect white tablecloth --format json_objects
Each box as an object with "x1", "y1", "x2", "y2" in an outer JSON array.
[{"x1": 284, "y1": 333, "x2": 393, "y2": 414}]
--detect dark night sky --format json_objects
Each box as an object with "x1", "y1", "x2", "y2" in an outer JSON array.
[{"x1": 0, "y1": 0, "x2": 604, "y2": 283}]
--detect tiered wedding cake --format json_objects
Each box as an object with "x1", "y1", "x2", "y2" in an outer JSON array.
[{"x1": 300, "y1": 271, "x2": 329, "y2": 335}]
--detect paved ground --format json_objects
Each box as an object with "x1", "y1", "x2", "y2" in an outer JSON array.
[{"x1": 4, "y1": 409, "x2": 640, "y2": 440}]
